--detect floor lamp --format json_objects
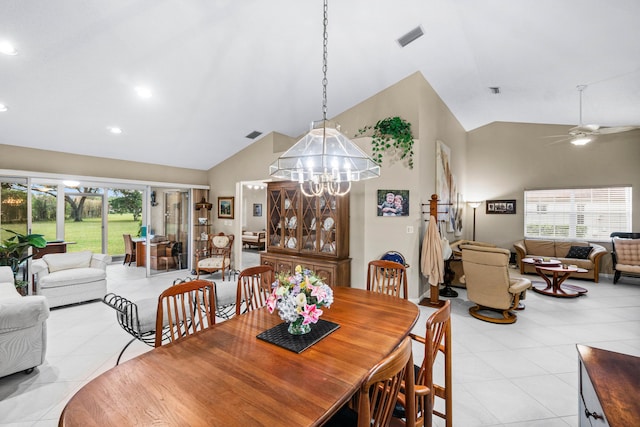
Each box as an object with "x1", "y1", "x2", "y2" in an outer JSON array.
[{"x1": 468, "y1": 202, "x2": 482, "y2": 241}]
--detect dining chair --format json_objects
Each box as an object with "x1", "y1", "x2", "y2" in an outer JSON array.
[
  {"x1": 122, "y1": 234, "x2": 136, "y2": 266},
  {"x1": 155, "y1": 279, "x2": 216, "y2": 347},
  {"x1": 325, "y1": 336, "x2": 416, "y2": 427},
  {"x1": 367, "y1": 259, "x2": 408, "y2": 299},
  {"x1": 196, "y1": 232, "x2": 234, "y2": 280},
  {"x1": 396, "y1": 300, "x2": 452, "y2": 427},
  {"x1": 235, "y1": 265, "x2": 275, "y2": 316}
]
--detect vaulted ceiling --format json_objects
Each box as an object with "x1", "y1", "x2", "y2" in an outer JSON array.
[{"x1": 1, "y1": 1, "x2": 639, "y2": 170}]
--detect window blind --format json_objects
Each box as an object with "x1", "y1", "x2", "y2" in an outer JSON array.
[{"x1": 524, "y1": 186, "x2": 632, "y2": 240}]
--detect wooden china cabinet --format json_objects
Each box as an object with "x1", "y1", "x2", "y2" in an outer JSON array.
[{"x1": 260, "y1": 181, "x2": 351, "y2": 287}]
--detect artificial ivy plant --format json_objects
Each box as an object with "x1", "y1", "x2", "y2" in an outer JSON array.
[{"x1": 356, "y1": 116, "x2": 414, "y2": 169}]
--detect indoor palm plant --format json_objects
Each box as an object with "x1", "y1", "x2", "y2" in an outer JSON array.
[{"x1": 0, "y1": 229, "x2": 47, "y2": 293}]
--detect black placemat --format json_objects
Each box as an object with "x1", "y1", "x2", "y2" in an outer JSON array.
[{"x1": 257, "y1": 319, "x2": 340, "y2": 353}]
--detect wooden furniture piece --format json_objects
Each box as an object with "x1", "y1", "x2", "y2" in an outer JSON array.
[
  {"x1": 122, "y1": 234, "x2": 136, "y2": 266},
  {"x1": 260, "y1": 181, "x2": 351, "y2": 287},
  {"x1": 235, "y1": 265, "x2": 274, "y2": 316},
  {"x1": 241, "y1": 230, "x2": 266, "y2": 250},
  {"x1": 400, "y1": 300, "x2": 452, "y2": 427},
  {"x1": 195, "y1": 233, "x2": 234, "y2": 280},
  {"x1": 149, "y1": 241, "x2": 176, "y2": 271},
  {"x1": 32, "y1": 241, "x2": 74, "y2": 259},
  {"x1": 610, "y1": 232, "x2": 640, "y2": 284},
  {"x1": 326, "y1": 336, "x2": 416, "y2": 427},
  {"x1": 193, "y1": 191, "x2": 213, "y2": 269},
  {"x1": 59, "y1": 287, "x2": 419, "y2": 427},
  {"x1": 461, "y1": 245, "x2": 531, "y2": 324},
  {"x1": 524, "y1": 259, "x2": 589, "y2": 297},
  {"x1": 133, "y1": 238, "x2": 145, "y2": 267},
  {"x1": 366, "y1": 259, "x2": 408, "y2": 299},
  {"x1": 155, "y1": 279, "x2": 216, "y2": 347},
  {"x1": 577, "y1": 345, "x2": 640, "y2": 426}
]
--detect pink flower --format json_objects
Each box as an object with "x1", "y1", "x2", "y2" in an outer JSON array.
[
  {"x1": 267, "y1": 292, "x2": 278, "y2": 313},
  {"x1": 301, "y1": 303, "x2": 323, "y2": 325},
  {"x1": 311, "y1": 285, "x2": 328, "y2": 304}
]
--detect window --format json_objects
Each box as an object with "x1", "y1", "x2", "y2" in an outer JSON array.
[{"x1": 524, "y1": 186, "x2": 632, "y2": 241}]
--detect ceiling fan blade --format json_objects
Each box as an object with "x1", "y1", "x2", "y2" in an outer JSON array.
[{"x1": 595, "y1": 125, "x2": 640, "y2": 135}]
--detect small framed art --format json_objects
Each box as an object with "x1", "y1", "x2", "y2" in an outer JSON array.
[
  {"x1": 253, "y1": 203, "x2": 262, "y2": 217},
  {"x1": 218, "y1": 197, "x2": 235, "y2": 219},
  {"x1": 486, "y1": 199, "x2": 516, "y2": 214}
]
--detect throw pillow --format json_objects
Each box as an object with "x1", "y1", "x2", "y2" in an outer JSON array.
[{"x1": 566, "y1": 245, "x2": 593, "y2": 259}]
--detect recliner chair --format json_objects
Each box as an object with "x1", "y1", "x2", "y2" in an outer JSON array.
[{"x1": 460, "y1": 245, "x2": 531, "y2": 324}]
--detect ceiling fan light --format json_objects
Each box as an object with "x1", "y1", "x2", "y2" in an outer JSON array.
[{"x1": 571, "y1": 136, "x2": 592, "y2": 146}]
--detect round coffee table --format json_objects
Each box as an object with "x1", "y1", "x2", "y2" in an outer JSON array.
[{"x1": 529, "y1": 263, "x2": 588, "y2": 298}]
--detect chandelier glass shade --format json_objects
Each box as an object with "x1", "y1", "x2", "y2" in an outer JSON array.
[
  {"x1": 269, "y1": 120, "x2": 380, "y2": 197},
  {"x1": 269, "y1": 0, "x2": 380, "y2": 197}
]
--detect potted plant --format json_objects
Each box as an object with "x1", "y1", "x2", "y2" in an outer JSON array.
[
  {"x1": 0, "y1": 229, "x2": 47, "y2": 294},
  {"x1": 356, "y1": 116, "x2": 414, "y2": 169}
]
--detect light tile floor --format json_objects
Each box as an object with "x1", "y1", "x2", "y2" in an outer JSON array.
[{"x1": 1, "y1": 260, "x2": 639, "y2": 427}]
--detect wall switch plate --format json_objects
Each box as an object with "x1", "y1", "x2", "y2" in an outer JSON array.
[{"x1": 406, "y1": 226, "x2": 414, "y2": 234}]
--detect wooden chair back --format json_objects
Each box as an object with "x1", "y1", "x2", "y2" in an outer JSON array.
[
  {"x1": 357, "y1": 336, "x2": 415, "y2": 427},
  {"x1": 235, "y1": 265, "x2": 275, "y2": 316},
  {"x1": 154, "y1": 279, "x2": 216, "y2": 347},
  {"x1": 366, "y1": 259, "x2": 408, "y2": 299},
  {"x1": 123, "y1": 234, "x2": 136, "y2": 265}
]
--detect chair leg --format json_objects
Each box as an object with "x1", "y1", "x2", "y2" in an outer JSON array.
[
  {"x1": 116, "y1": 337, "x2": 137, "y2": 366},
  {"x1": 614, "y1": 270, "x2": 621, "y2": 284}
]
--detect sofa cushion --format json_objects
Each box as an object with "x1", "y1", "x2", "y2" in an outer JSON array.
[
  {"x1": 525, "y1": 240, "x2": 555, "y2": 257},
  {"x1": 39, "y1": 267, "x2": 106, "y2": 289},
  {"x1": 43, "y1": 250, "x2": 92, "y2": 273},
  {"x1": 555, "y1": 241, "x2": 588, "y2": 258},
  {"x1": 566, "y1": 245, "x2": 593, "y2": 259}
]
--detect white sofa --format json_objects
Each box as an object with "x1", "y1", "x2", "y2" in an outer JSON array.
[
  {"x1": 0, "y1": 266, "x2": 50, "y2": 378},
  {"x1": 32, "y1": 251, "x2": 111, "y2": 308}
]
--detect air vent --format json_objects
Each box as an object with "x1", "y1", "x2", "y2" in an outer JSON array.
[
  {"x1": 489, "y1": 87, "x2": 501, "y2": 94},
  {"x1": 397, "y1": 26, "x2": 424, "y2": 48},
  {"x1": 246, "y1": 130, "x2": 262, "y2": 139}
]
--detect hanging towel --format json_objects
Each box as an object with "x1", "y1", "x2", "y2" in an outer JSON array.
[{"x1": 421, "y1": 215, "x2": 444, "y2": 287}]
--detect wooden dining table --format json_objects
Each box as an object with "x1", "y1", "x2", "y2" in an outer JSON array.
[{"x1": 58, "y1": 287, "x2": 420, "y2": 427}]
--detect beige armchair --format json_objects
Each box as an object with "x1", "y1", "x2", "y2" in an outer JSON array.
[
  {"x1": 611, "y1": 233, "x2": 640, "y2": 284},
  {"x1": 460, "y1": 244, "x2": 531, "y2": 324},
  {"x1": 196, "y1": 233, "x2": 234, "y2": 280}
]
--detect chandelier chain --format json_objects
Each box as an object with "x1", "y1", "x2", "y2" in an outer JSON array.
[{"x1": 322, "y1": 0, "x2": 328, "y2": 121}]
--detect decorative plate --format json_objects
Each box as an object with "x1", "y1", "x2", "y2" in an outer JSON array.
[
  {"x1": 284, "y1": 198, "x2": 291, "y2": 209},
  {"x1": 310, "y1": 218, "x2": 316, "y2": 230},
  {"x1": 288, "y1": 216, "x2": 297, "y2": 229},
  {"x1": 286, "y1": 237, "x2": 297, "y2": 248},
  {"x1": 323, "y1": 217, "x2": 334, "y2": 230}
]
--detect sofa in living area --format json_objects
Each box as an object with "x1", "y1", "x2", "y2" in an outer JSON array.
[
  {"x1": 0, "y1": 266, "x2": 49, "y2": 378},
  {"x1": 242, "y1": 231, "x2": 266, "y2": 250},
  {"x1": 513, "y1": 239, "x2": 607, "y2": 282},
  {"x1": 31, "y1": 250, "x2": 112, "y2": 308}
]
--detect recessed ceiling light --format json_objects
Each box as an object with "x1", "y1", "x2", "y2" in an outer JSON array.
[
  {"x1": 0, "y1": 41, "x2": 17, "y2": 56},
  {"x1": 108, "y1": 127, "x2": 123, "y2": 134},
  {"x1": 135, "y1": 86, "x2": 153, "y2": 99},
  {"x1": 0, "y1": 104, "x2": 7, "y2": 112}
]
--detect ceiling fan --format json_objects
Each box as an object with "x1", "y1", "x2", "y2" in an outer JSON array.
[{"x1": 562, "y1": 85, "x2": 639, "y2": 146}]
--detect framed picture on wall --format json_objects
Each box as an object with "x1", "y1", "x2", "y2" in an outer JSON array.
[
  {"x1": 218, "y1": 197, "x2": 234, "y2": 219},
  {"x1": 253, "y1": 203, "x2": 262, "y2": 217},
  {"x1": 377, "y1": 189, "x2": 409, "y2": 216},
  {"x1": 486, "y1": 199, "x2": 516, "y2": 214}
]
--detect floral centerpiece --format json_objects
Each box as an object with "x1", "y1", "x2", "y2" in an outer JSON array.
[{"x1": 267, "y1": 265, "x2": 334, "y2": 335}]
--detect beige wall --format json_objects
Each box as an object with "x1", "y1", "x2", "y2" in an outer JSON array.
[
  {"x1": 467, "y1": 122, "x2": 640, "y2": 273},
  {"x1": 208, "y1": 72, "x2": 468, "y2": 300},
  {"x1": 0, "y1": 143, "x2": 209, "y2": 185}
]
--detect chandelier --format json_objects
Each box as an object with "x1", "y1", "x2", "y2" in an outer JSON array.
[{"x1": 269, "y1": 0, "x2": 380, "y2": 197}]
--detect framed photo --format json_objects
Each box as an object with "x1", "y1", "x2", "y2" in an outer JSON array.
[
  {"x1": 253, "y1": 203, "x2": 262, "y2": 217},
  {"x1": 377, "y1": 189, "x2": 409, "y2": 217},
  {"x1": 218, "y1": 197, "x2": 234, "y2": 219},
  {"x1": 486, "y1": 199, "x2": 516, "y2": 214}
]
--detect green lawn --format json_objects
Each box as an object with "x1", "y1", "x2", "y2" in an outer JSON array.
[{"x1": 30, "y1": 214, "x2": 139, "y2": 255}]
